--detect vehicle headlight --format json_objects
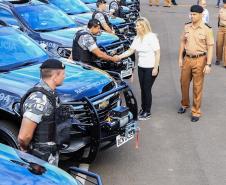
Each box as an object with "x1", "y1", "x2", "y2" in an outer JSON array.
[{"x1": 57, "y1": 47, "x2": 72, "y2": 58}]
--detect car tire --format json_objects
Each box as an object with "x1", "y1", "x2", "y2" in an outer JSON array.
[{"x1": 0, "y1": 120, "x2": 19, "y2": 149}]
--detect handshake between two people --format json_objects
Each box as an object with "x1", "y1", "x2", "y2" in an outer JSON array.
[{"x1": 111, "y1": 55, "x2": 122, "y2": 63}]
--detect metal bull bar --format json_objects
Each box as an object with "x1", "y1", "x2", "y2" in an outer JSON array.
[{"x1": 62, "y1": 81, "x2": 138, "y2": 163}]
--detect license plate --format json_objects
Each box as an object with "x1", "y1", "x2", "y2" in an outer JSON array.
[
  {"x1": 120, "y1": 68, "x2": 132, "y2": 78},
  {"x1": 116, "y1": 132, "x2": 134, "y2": 147}
]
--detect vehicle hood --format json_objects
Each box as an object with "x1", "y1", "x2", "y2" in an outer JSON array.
[
  {"x1": 70, "y1": 12, "x2": 93, "y2": 25},
  {"x1": 0, "y1": 144, "x2": 78, "y2": 185},
  {"x1": 39, "y1": 24, "x2": 119, "y2": 47},
  {"x1": 126, "y1": 0, "x2": 133, "y2": 4},
  {"x1": 86, "y1": 3, "x2": 97, "y2": 11},
  {"x1": 109, "y1": 16, "x2": 125, "y2": 24},
  {"x1": 0, "y1": 61, "x2": 113, "y2": 101},
  {"x1": 70, "y1": 13, "x2": 125, "y2": 26},
  {"x1": 39, "y1": 27, "x2": 82, "y2": 47},
  {"x1": 122, "y1": 6, "x2": 130, "y2": 13},
  {"x1": 95, "y1": 31, "x2": 119, "y2": 46}
]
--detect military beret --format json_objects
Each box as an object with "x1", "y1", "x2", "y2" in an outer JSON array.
[
  {"x1": 40, "y1": 59, "x2": 65, "y2": 70},
  {"x1": 190, "y1": 5, "x2": 204, "y2": 13},
  {"x1": 223, "y1": 0, "x2": 226, "y2": 4}
]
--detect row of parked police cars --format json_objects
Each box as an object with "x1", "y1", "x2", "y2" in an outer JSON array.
[{"x1": 0, "y1": 0, "x2": 140, "y2": 184}]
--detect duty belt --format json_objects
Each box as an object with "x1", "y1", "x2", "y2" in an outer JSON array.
[{"x1": 186, "y1": 53, "x2": 206, "y2": 58}]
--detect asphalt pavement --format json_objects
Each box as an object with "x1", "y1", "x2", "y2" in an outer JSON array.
[{"x1": 89, "y1": 1, "x2": 226, "y2": 185}]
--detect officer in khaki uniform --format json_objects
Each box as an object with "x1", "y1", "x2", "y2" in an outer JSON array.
[
  {"x1": 149, "y1": 0, "x2": 159, "y2": 6},
  {"x1": 178, "y1": 5, "x2": 214, "y2": 122},
  {"x1": 216, "y1": 0, "x2": 226, "y2": 66}
]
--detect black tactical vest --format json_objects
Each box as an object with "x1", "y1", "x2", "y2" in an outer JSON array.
[
  {"x1": 92, "y1": 10, "x2": 113, "y2": 30},
  {"x1": 72, "y1": 30, "x2": 97, "y2": 64},
  {"x1": 20, "y1": 87, "x2": 71, "y2": 147}
]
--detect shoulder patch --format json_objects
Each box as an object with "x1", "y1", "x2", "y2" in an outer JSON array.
[
  {"x1": 185, "y1": 21, "x2": 191, "y2": 25},
  {"x1": 205, "y1": 23, "x2": 212, "y2": 28}
]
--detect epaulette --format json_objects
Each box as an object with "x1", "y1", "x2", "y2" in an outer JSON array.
[
  {"x1": 185, "y1": 21, "x2": 191, "y2": 25},
  {"x1": 205, "y1": 23, "x2": 212, "y2": 28}
]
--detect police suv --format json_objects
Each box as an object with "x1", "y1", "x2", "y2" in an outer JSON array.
[
  {"x1": 0, "y1": 23, "x2": 138, "y2": 163},
  {"x1": 0, "y1": 0, "x2": 134, "y2": 78}
]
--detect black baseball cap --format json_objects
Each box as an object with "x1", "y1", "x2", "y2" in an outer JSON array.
[
  {"x1": 190, "y1": 5, "x2": 204, "y2": 13},
  {"x1": 40, "y1": 59, "x2": 65, "y2": 69},
  {"x1": 223, "y1": 0, "x2": 226, "y2": 4}
]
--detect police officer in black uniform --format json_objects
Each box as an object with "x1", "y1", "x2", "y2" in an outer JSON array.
[
  {"x1": 92, "y1": 0, "x2": 115, "y2": 34},
  {"x1": 71, "y1": 19, "x2": 119, "y2": 64},
  {"x1": 18, "y1": 59, "x2": 71, "y2": 166}
]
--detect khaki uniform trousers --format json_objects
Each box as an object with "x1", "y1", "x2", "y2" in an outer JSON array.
[
  {"x1": 216, "y1": 26, "x2": 226, "y2": 66},
  {"x1": 180, "y1": 56, "x2": 206, "y2": 117},
  {"x1": 164, "y1": 0, "x2": 171, "y2": 6},
  {"x1": 149, "y1": 0, "x2": 159, "y2": 5}
]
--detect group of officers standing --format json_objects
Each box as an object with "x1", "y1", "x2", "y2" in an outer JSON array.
[
  {"x1": 17, "y1": 0, "x2": 226, "y2": 169},
  {"x1": 70, "y1": 0, "x2": 226, "y2": 124},
  {"x1": 18, "y1": 0, "x2": 134, "y2": 165}
]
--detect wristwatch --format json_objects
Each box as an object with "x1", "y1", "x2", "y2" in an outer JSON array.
[{"x1": 206, "y1": 64, "x2": 211, "y2": 67}]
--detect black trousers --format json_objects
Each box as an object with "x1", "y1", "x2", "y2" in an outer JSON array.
[{"x1": 138, "y1": 66, "x2": 158, "y2": 113}]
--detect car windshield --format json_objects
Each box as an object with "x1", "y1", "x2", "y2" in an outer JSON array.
[
  {"x1": 49, "y1": 0, "x2": 91, "y2": 14},
  {"x1": 0, "y1": 28, "x2": 48, "y2": 71},
  {"x1": 15, "y1": 4, "x2": 76, "y2": 31}
]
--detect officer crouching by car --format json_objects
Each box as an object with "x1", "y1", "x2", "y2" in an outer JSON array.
[
  {"x1": 71, "y1": 19, "x2": 120, "y2": 63},
  {"x1": 18, "y1": 59, "x2": 71, "y2": 166}
]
